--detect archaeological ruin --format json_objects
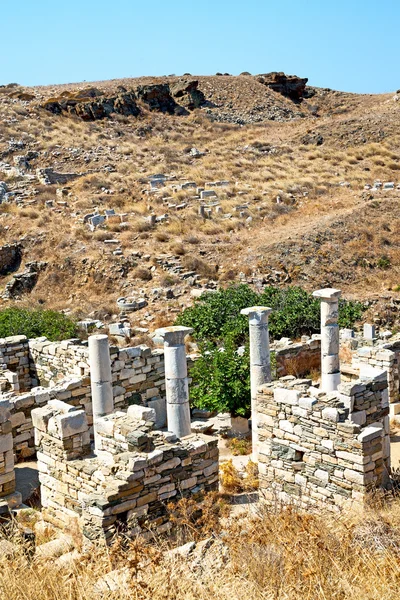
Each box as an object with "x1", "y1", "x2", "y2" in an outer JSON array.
[{"x1": 0, "y1": 287, "x2": 398, "y2": 541}]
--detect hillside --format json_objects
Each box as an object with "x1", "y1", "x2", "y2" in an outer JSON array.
[{"x1": 1, "y1": 73, "x2": 400, "y2": 333}]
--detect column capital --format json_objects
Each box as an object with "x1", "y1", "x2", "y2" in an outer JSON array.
[
  {"x1": 241, "y1": 306, "x2": 273, "y2": 320},
  {"x1": 312, "y1": 288, "x2": 341, "y2": 301},
  {"x1": 155, "y1": 326, "x2": 193, "y2": 346}
]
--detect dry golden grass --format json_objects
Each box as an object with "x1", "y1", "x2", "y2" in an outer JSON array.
[{"x1": 2, "y1": 497, "x2": 400, "y2": 599}]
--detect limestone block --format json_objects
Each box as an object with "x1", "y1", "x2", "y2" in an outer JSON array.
[
  {"x1": 321, "y1": 407, "x2": 340, "y2": 422},
  {"x1": 274, "y1": 388, "x2": 300, "y2": 405},
  {"x1": 357, "y1": 423, "x2": 383, "y2": 443},
  {"x1": 53, "y1": 410, "x2": 88, "y2": 439},
  {"x1": 0, "y1": 433, "x2": 13, "y2": 454},
  {"x1": 127, "y1": 405, "x2": 156, "y2": 423}
]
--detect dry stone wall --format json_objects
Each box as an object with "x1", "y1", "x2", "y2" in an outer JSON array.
[
  {"x1": 274, "y1": 336, "x2": 321, "y2": 378},
  {"x1": 32, "y1": 401, "x2": 219, "y2": 542},
  {"x1": 257, "y1": 373, "x2": 390, "y2": 510},
  {"x1": 4, "y1": 378, "x2": 91, "y2": 460},
  {"x1": 28, "y1": 338, "x2": 166, "y2": 412},
  {"x1": 0, "y1": 336, "x2": 31, "y2": 392},
  {"x1": 352, "y1": 343, "x2": 400, "y2": 416},
  {"x1": 0, "y1": 335, "x2": 170, "y2": 458}
]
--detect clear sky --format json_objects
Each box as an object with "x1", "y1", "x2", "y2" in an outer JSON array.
[{"x1": 2, "y1": 0, "x2": 399, "y2": 93}]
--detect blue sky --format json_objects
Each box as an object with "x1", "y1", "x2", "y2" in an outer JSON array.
[{"x1": 2, "y1": 0, "x2": 399, "y2": 92}]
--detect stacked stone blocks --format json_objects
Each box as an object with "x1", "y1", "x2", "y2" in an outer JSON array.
[
  {"x1": 257, "y1": 372, "x2": 390, "y2": 509},
  {"x1": 0, "y1": 399, "x2": 21, "y2": 513},
  {"x1": 32, "y1": 401, "x2": 219, "y2": 542}
]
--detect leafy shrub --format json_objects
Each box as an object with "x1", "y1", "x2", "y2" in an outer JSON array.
[
  {"x1": 179, "y1": 284, "x2": 365, "y2": 416},
  {"x1": 189, "y1": 339, "x2": 250, "y2": 417},
  {"x1": 177, "y1": 284, "x2": 365, "y2": 344},
  {"x1": 0, "y1": 308, "x2": 78, "y2": 341}
]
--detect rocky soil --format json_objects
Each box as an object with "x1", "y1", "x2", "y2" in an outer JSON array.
[{"x1": 0, "y1": 72, "x2": 400, "y2": 335}]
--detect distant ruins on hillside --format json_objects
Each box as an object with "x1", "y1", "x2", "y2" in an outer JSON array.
[{"x1": 0, "y1": 288, "x2": 398, "y2": 541}]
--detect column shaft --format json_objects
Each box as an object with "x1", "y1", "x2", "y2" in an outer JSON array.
[
  {"x1": 313, "y1": 289, "x2": 341, "y2": 392},
  {"x1": 88, "y1": 334, "x2": 114, "y2": 451},
  {"x1": 241, "y1": 307, "x2": 272, "y2": 459},
  {"x1": 155, "y1": 327, "x2": 193, "y2": 438}
]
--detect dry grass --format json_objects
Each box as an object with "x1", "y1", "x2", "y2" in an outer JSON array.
[{"x1": 2, "y1": 497, "x2": 400, "y2": 599}]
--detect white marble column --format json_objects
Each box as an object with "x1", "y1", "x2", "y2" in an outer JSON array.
[
  {"x1": 312, "y1": 288, "x2": 341, "y2": 392},
  {"x1": 155, "y1": 326, "x2": 193, "y2": 438},
  {"x1": 241, "y1": 306, "x2": 273, "y2": 458},
  {"x1": 88, "y1": 334, "x2": 114, "y2": 451}
]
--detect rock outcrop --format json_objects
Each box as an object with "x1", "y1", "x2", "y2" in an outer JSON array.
[
  {"x1": 42, "y1": 88, "x2": 140, "y2": 121},
  {"x1": 2, "y1": 261, "x2": 47, "y2": 299},
  {"x1": 257, "y1": 72, "x2": 308, "y2": 101},
  {"x1": 170, "y1": 79, "x2": 207, "y2": 109},
  {"x1": 136, "y1": 84, "x2": 183, "y2": 114},
  {"x1": 0, "y1": 244, "x2": 22, "y2": 276}
]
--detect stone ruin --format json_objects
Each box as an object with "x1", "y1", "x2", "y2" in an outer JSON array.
[{"x1": 0, "y1": 288, "x2": 397, "y2": 540}]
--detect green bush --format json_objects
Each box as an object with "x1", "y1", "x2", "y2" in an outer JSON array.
[
  {"x1": 0, "y1": 308, "x2": 78, "y2": 341},
  {"x1": 190, "y1": 339, "x2": 251, "y2": 417},
  {"x1": 177, "y1": 284, "x2": 365, "y2": 344},
  {"x1": 178, "y1": 284, "x2": 365, "y2": 416}
]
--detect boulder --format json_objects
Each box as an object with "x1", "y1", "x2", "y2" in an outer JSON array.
[
  {"x1": 257, "y1": 72, "x2": 308, "y2": 101},
  {"x1": 170, "y1": 80, "x2": 206, "y2": 110},
  {"x1": 136, "y1": 84, "x2": 183, "y2": 114}
]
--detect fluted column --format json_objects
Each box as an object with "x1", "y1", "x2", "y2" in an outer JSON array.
[
  {"x1": 241, "y1": 306, "x2": 273, "y2": 458},
  {"x1": 155, "y1": 326, "x2": 193, "y2": 438},
  {"x1": 312, "y1": 288, "x2": 341, "y2": 392}
]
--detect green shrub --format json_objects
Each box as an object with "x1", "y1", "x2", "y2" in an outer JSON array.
[
  {"x1": 189, "y1": 338, "x2": 250, "y2": 417},
  {"x1": 177, "y1": 284, "x2": 365, "y2": 344},
  {"x1": 180, "y1": 284, "x2": 365, "y2": 416},
  {"x1": 0, "y1": 308, "x2": 78, "y2": 341}
]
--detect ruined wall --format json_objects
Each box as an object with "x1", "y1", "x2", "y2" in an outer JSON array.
[
  {"x1": 257, "y1": 374, "x2": 390, "y2": 509},
  {"x1": 275, "y1": 336, "x2": 321, "y2": 378},
  {"x1": 32, "y1": 402, "x2": 219, "y2": 542},
  {"x1": 5, "y1": 378, "x2": 91, "y2": 460},
  {"x1": 28, "y1": 338, "x2": 166, "y2": 409},
  {"x1": 0, "y1": 336, "x2": 31, "y2": 392},
  {"x1": 0, "y1": 399, "x2": 16, "y2": 502},
  {"x1": 352, "y1": 345, "x2": 400, "y2": 416}
]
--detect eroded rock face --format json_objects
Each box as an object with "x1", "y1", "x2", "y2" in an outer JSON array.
[
  {"x1": 136, "y1": 84, "x2": 183, "y2": 114},
  {"x1": 42, "y1": 89, "x2": 140, "y2": 121},
  {"x1": 0, "y1": 244, "x2": 22, "y2": 276},
  {"x1": 2, "y1": 261, "x2": 47, "y2": 299},
  {"x1": 257, "y1": 72, "x2": 308, "y2": 101},
  {"x1": 170, "y1": 79, "x2": 207, "y2": 109}
]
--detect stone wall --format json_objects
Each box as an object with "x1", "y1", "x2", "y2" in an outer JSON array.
[
  {"x1": 257, "y1": 373, "x2": 390, "y2": 510},
  {"x1": 274, "y1": 336, "x2": 321, "y2": 378},
  {"x1": 352, "y1": 345, "x2": 400, "y2": 416},
  {"x1": 32, "y1": 401, "x2": 219, "y2": 542},
  {"x1": 4, "y1": 378, "x2": 91, "y2": 460},
  {"x1": 28, "y1": 338, "x2": 166, "y2": 413},
  {"x1": 0, "y1": 335, "x2": 31, "y2": 392},
  {"x1": 0, "y1": 399, "x2": 16, "y2": 500}
]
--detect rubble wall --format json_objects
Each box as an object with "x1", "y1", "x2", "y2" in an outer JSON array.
[
  {"x1": 32, "y1": 403, "x2": 219, "y2": 542},
  {"x1": 352, "y1": 345, "x2": 400, "y2": 416},
  {"x1": 257, "y1": 374, "x2": 390, "y2": 509},
  {"x1": 28, "y1": 338, "x2": 166, "y2": 408},
  {"x1": 275, "y1": 337, "x2": 321, "y2": 378},
  {"x1": 0, "y1": 336, "x2": 31, "y2": 392},
  {"x1": 0, "y1": 399, "x2": 16, "y2": 499},
  {"x1": 5, "y1": 378, "x2": 91, "y2": 460}
]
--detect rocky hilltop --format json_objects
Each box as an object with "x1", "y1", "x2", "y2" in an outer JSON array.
[{"x1": 0, "y1": 72, "x2": 400, "y2": 335}]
